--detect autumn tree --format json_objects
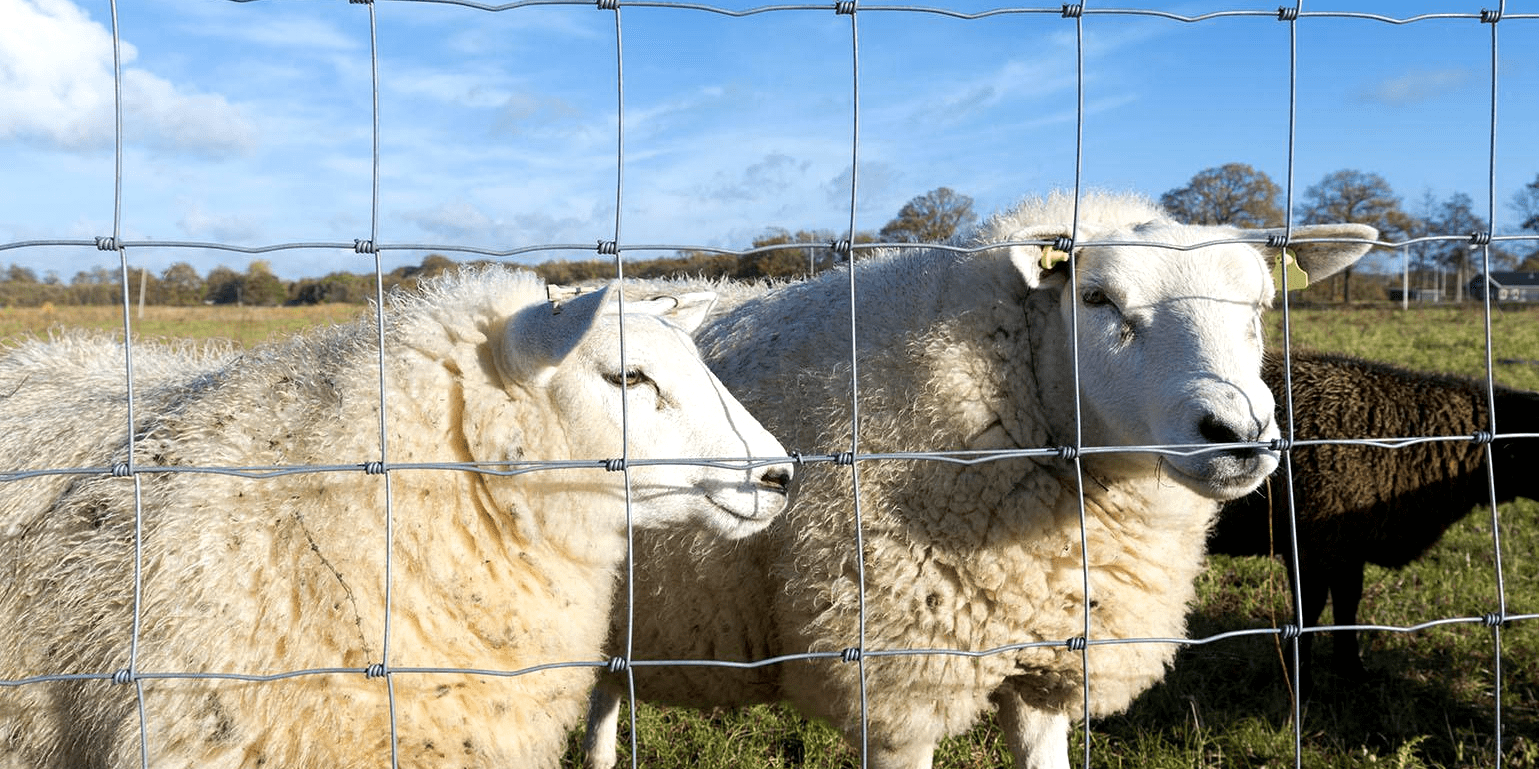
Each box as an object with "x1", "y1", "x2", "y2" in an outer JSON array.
[
  {"x1": 878, "y1": 187, "x2": 977, "y2": 244},
  {"x1": 1158, "y1": 163, "x2": 1284, "y2": 227},
  {"x1": 159, "y1": 262, "x2": 205, "y2": 306},
  {"x1": 1299, "y1": 170, "x2": 1412, "y2": 303}
]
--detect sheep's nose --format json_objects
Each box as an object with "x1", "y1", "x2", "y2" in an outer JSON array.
[
  {"x1": 756, "y1": 466, "x2": 792, "y2": 495},
  {"x1": 1199, "y1": 414, "x2": 1266, "y2": 458}
]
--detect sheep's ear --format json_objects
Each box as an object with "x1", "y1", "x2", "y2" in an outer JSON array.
[
  {"x1": 643, "y1": 290, "x2": 714, "y2": 333},
  {"x1": 497, "y1": 284, "x2": 614, "y2": 384},
  {"x1": 1256, "y1": 223, "x2": 1379, "y2": 282},
  {"x1": 1003, "y1": 225, "x2": 1077, "y2": 289}
]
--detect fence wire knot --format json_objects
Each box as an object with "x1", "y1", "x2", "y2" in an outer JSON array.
[
  {"x1": 1055, "y1": 445, "x2": 1079, "y2": 461},
  {"x1": 606, "y1": 656, "x2": 630, "y2": 673},
  {"x1": 1276, "y1": 6, "x2": 1299, "y2": 21},
  {"x1": 1482, "y1": 612, "x2": 1505, "y2": 627},
  {"x1": 1279, "y1": 624, "x2": 1302, "y2": 640},
  {"x1": 1265, "y1": 232, "x2": 1290, "y2": 249},
  {"x1": 596, "y1": 0, "x2": 619, "y2": 8},
  {"x1": 1471, "y1": 430, "x2": 1494, "y2": 446},
  {"x1": 832, "y1": 451, "x2": 854, "y2": 466},
  {"x1": 94, "y1": 236, "x2": 120, "y2": 251},
  {"x1": 365, "y1": 663, "x2": 387, "y2": 679},
  {"x1": 353, "y1": 239, "x2": 376, "y2": 254},
  {"x1": 839, "y1": 647, "x2": 862, "y2": 663},
  {"x1": 1059, "y1": 3, "x2": 1082, "y2": 18},
  {"x1": 604, "y1": 457, "x2": 627, "y2": 472},
  {"x1": 1065, "y1": 636, "x2": 1087, "y2": 652},
  {"x1": 789, "y1": 450, "x2": 805, "y2": 465},
  {"x1": 834, "y1": 0, "x2": 856, "y2": 14},
  {"x1": 596, "y1": 240, "x2": 619, "y2": 255},
  {"x1": 1469, "y1": 232, "x2": 1492, "y2": 246},
  {"x1": 109, "y1": 462, "x2": 132, "y2": 478},
  {"x1": 1051, "y1": 235, "x2": 1074, "y2": 253},
  {"x1": 111, "y1": 668, "x2": 134, "y2": 685},
  {"x1": 829, "y1": 239, "x2": 852, "y2": 259},
  {"x1": 1481, "y1": 8, "x2": 1502, "y2": 23},
  {"x1": 362, "y1": 461, "x2": 386, "y2": 475},
  {"x1": 1268, "y1": 437, "x2": 1292, "y2": 452}
]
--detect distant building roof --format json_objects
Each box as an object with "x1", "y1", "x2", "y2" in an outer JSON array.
[{"x1": 1473, "y1": 271, "x2": 1539, "y2": 287}]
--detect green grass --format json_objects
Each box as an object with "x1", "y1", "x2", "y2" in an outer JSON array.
[{"x1": 10, "y1": 301, "x2": 1538, "y2": 768}]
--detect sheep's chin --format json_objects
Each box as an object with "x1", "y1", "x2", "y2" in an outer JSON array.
[
  {"x1": 699, "y1": 489, "x2": 786, "y2": 540},
  {"x1": 1163, "y1": 452, "x2": 1278, "y2": 502}
]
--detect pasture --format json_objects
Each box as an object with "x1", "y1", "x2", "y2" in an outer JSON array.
[{"x1": 3, "y1": 299, "x2": 1536, "y2": 768}]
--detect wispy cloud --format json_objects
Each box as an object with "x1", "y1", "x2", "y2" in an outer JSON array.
[{"x1": 1362, "y1": 68, "x2": 1474, "y2": 106}]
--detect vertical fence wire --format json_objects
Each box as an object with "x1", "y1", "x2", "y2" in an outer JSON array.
[
  {"x1": 835, "y1": 4, "x2": 874, "y2": 767},
  {"x1": 1061, "y1": 4, "x2": 1094, "y2": 767},
  {"x1": 1479, "y1": 5, "x2": 1508, "y2": 765},
  {"x1": 2, "y1": 3, "x2": 1538, "y2": 768}
]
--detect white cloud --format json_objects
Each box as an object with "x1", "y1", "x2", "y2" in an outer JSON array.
[
  {"x1": 177, "y1": 201, "x2": 264, "y2": 243},
  {"x1": 0, "y1": 0, "x2": 255, "y2": 155},
  {"x1": 1364, "y1": 68, "x2": 1473, "y2": 106}
]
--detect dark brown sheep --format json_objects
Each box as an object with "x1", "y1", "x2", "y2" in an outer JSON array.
[{"x1": 1208, "y1": 350, "x2": 1539, "y2": 694}]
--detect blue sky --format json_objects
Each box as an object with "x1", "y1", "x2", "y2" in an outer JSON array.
[{"x1": 1, "y1": 0, "x2": 1536, "y2": 281}]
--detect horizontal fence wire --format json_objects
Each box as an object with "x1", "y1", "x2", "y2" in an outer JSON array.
[{"x1": 0, "y1": 2, "x2": 1536, "y2": 769}]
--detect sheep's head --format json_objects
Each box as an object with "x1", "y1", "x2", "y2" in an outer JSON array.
[
  {"x1": 1010, "y1": 219, "x2": 1377, "y2": 501},
  {"x1": 495, "y1": 285, "x2": 793, "y2": 539}
]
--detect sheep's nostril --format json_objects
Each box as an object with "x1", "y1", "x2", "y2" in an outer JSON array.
[
  {"x1": 1199, "y1": 414, "x2": 1246, "y2": 445},
  {"x1": 757, "y1": 467, "x2": 792, "y2": 495},
  {"x1": 1200, "y1": 414, "x2": 1269, "y2": 460}
]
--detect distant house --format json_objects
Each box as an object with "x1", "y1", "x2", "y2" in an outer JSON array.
[{"x1": 1468, "y1": 272, "x2": 1539, "y2": 303}]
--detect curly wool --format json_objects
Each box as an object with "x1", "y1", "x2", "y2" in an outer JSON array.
[
  {"x1": 604, "y1": 192, "x2": 1224, "y2": 760},
  {"x1": 0, "y1": 268, "x2": 636, "y2": 769}
]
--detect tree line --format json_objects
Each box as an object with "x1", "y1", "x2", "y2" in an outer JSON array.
[{"x1": 3, "y1": 171, "x2": 1536, "y2": 308}]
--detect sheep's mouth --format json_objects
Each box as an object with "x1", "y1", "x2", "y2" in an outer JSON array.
[
  {"x1": 1164, "y1": 452, "x2": 1278, "y2": 501},
  {"x1": 703, "y1": 487, "x2": 786, "y2": 534}
]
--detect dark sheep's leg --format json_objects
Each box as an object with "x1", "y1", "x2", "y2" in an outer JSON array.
[
  {"x1": 1329, "y1": 557, "x2": 1368, "y2": 681},
  {"x1": 1290, "y1": 556, "x2": 1332, "y2": 700}
]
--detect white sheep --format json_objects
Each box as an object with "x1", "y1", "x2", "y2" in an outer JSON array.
[
  {"x1": 584, "y1": 191, "x2": 1376, "y2": 769},
  {"x1": 0, "y1": 266, "x2": 793, "y2": 769}
]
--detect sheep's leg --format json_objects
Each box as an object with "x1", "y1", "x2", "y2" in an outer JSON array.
[
  {"x1": 994, "y1": 689, "x2": 1071, "y2": 769},
  {"x1": 1328, "y1": 557, "x2": 1368, "y2": 680},
  {"x1": 1290, "y1": 555, "x2": 1333, "y2": 700},
  {"x1": 581, "y1": 674, "x2": 626, "y2": 769}
]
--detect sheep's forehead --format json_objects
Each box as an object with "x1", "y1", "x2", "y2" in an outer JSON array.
[
  {"x1": 1080, "y1": 224, "x2": 1271, "y2": 308},
  {"x1": 574, "y1": 313, "x2": 698, "y2": 368}
]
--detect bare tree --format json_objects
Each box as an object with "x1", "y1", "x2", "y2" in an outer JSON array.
[
  {"x1": 878, "y1": 187, "x2": 977, "y2": 244},
  {"x1": 1515, "y1": 173, "x2": 1539, "y2": 233},
  {"x1": 1299, "y1": 170, "x2": 1410, "y2": 303},
  {"x1": 1159, "y1": 163, "x2": 1284, "y2": 227}
]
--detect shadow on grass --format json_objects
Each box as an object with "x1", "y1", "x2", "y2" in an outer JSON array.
[{"x1": 1095, "y1": 605, "x2": 1539, "y2": 768}]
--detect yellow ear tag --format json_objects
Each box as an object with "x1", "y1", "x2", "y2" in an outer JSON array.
[
  {"x1": 1039, "y1": 247, "x2": 1070, "y2": 272},
  {"x1": 1272, "y1": 248, "x2": 1310, "y2": 292}
]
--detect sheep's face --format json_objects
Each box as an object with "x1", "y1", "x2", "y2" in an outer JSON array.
[
  {"x1": 1059, "y1": 226, "x2": 1276, "y2": 500},
  {"x1": 1049, "y1": 220, "x2": 1379, "y2": 501},
  {"x1": 500, "y1": 288, "x2": 793, "y2": 539}
]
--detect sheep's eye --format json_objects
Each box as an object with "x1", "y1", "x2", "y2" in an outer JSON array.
[
  {"x1": 604, "y1": 368, "x2": 651, "y2": 389},
  {"x1": 1081, "y1": 288, "x2": 1112, "y2": 307}
]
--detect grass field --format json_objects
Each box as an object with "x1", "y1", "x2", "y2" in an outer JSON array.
[{"x1": 6, "y1": 299, "x2": 1537, "y2": 768}]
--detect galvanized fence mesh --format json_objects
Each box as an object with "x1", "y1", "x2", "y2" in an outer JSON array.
[{"x1": 2, "y1": 2, "x2": 1538, "y2": 768}]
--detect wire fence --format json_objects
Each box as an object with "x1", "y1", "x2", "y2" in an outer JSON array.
[{"x1": 2, "y1": 1, "x2": 1538, "y2": 768}]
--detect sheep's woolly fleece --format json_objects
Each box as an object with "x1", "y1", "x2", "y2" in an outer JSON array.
[
  {"x1": 0, "y1": 267, "x2": 789, "y2": 769},
  {"x1": 591, "y1": 191, "x2": 1374, "y2": 769}
]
